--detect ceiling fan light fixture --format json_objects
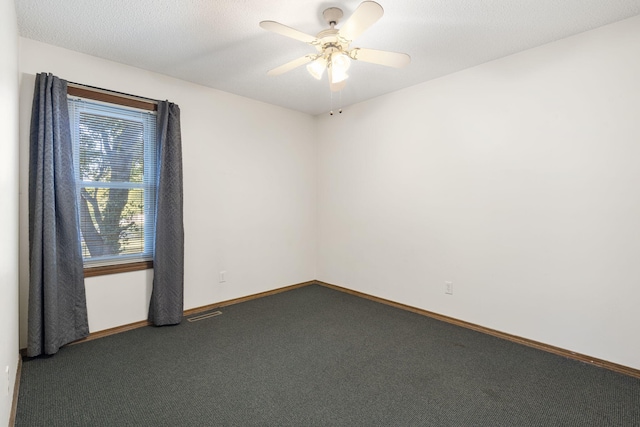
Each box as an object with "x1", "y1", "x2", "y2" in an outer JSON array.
[
  {"x1": 330, "y1": 53, "x2": 351, "y2": 83},
  {"x1": 261, "y1": 1, "x2": 411, "y2": 96},
  {"x1": 307, "y1": 57, "x2": 327, "y2": 80}
]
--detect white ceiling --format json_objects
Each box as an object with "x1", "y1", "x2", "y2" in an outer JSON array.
[{"x1": 15, "y1": 0, "x2": 640, "y2": 116}]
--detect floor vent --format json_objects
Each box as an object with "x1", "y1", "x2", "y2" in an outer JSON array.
[{"x1": 187, "y1": 311, "x2": 222, "y2": 322}]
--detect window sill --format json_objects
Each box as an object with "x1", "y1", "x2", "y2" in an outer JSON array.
[{"x1": 84, "y1": 261, "x2": 153, "y2": 277}]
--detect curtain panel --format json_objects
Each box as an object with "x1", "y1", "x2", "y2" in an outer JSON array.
[
  {"x1": 28, "y1": 73, "x2": 89, "y2": 357},
  {"x1": 148, "y1": 101, "x2": 185, "y2": 325}
]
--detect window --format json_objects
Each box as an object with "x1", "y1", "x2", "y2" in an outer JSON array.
[{"x1": 67, "y1": 88, "x2": 157, "y2": 273}]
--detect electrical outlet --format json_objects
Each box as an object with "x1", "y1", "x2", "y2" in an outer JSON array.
[
  {"x1": 219, "y1": 271, "x2": 227, "y2": 283},
  {"x1": 445, "y1": 281, "x2": 453, "y2": 295}
]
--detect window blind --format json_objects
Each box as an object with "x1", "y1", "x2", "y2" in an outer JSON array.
[{"x1": 68, "y1": 96, "x2": 157, "y2": 267}]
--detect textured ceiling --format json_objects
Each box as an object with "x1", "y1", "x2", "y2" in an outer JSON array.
[{"x1": 15, "y1": 0, "x2": 640, "y2": 115}]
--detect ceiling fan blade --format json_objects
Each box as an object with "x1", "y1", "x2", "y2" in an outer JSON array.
[
  {"x1": 338, "y1": 1, "x2": 384, "y2": 43},
  {"x1": 350, "y1": 48, "x2": 411, "y2": 68},
  {"x1": 259, "y1": 21, "x2": 318, "y2": 44},
  {"x1": 267, "y1": 55, "x2": 315, "y2": 76}
]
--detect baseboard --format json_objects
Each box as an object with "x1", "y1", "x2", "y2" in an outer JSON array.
[
  {"x1": 9, "y1": 356, "x2": 22, "y2": 427},
  {"x1": 40, "y1": 280, "x2": 317, "y2": 347},
  {"x1": 70, "y1": 320, "x2": 152, "y2": 346},
  {"x1": 19, "y1": 279, "x2": 639, "y2": 380},
  {"x1": 183, "y1": 280, "x2": 315, "y2": 316},
  {"x1": 315, "y1": 280, "x2": 640, "y2": 380}
]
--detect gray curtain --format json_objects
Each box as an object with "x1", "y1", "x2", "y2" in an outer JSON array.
[
  {"x1": 28, "y1": 73, "x2": 89, "y2": 357},
  {"x1": 148, "y1": 101, "x2": 184, "y2": 325}
]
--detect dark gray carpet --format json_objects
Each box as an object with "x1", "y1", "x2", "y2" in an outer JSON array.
[{"x1": 16, "y1": 284, "x2": 640, "y2": 426}]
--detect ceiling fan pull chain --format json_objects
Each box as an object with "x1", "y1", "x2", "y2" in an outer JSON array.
[
  {"x1": 330, "y1": 90, "x2": 334, "y2": 115},
  {"x1": 329, "y1": 89, "x2": 344, "y2": 116}
]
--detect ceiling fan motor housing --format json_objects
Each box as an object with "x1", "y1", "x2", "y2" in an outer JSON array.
[
  {"x1": 315, "y1": 28, "x2": 347, "y2": 57},
  {"x1": 323, "y1": 7, "x2": 344, "y2": 26}
]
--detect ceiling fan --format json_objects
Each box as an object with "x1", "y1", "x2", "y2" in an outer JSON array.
[{"x1": 260, "y1": 1, "x2": 410, "y2": 92}]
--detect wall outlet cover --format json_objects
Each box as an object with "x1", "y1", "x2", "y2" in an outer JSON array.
[{"x1": 445, "y1": 281, "x2": 453, "y2": 295}]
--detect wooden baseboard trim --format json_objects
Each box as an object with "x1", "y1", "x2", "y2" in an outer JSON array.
[
  {"x1": 16, "y1": 280, "x2": 317, "y2": 352},
  {"x1": 315, "y1": 280, "x2": 640, "y2": 380},
  {"x1": 20, "y1": 279, "x2": 636, "y2": 380},
  {"x1": 70, "y1": 320, "x2": 152, "y2": 346},
  {"x1": 9, "y1": 356, "x2": 22, "y2": 427},
  {"x1": 183, "y1": 280, "x2": 315, "y2": 316}
]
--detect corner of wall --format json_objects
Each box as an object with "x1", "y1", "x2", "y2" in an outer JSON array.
[{"x1": 1, "y1": 0, "x2": 22, "y2": 425}]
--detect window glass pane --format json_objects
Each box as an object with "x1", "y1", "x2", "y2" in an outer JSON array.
[
  {"x1": 79, "y1": 112, "x2": 144, "y2": 183},
  {"x1": 69, "y1": 96, "x2": 156, "y2": 267},
  {"x1": 79, "y1": 187, "x2": 146, "y2": 258}
]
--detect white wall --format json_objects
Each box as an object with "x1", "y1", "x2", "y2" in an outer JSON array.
[
  {"x1": 317, "y1": 15, "x2": 640, "y2": 370},
  {"x1": 18, "y1": 38, "x2": 317, "y2": 344},
  {"x1": 16, "y1": 13, "x2": 640, "y2": 374},
  {"x1": 0, "y1": 0, "x2": 20, "y2": 425}
]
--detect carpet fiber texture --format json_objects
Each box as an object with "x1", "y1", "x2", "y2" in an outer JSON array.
[{"x1": 16, "y1": 284, "x2": 640, "y2": 426}]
